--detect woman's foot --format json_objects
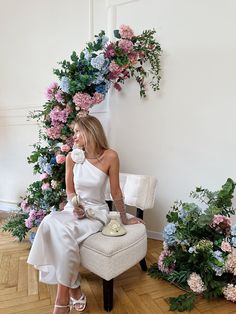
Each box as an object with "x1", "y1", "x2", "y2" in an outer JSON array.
[
  {"x1": 70, "y1": 294, "x2": 87, "y2": 312},
  {"x1": 70, "y1": 286, "x2": 87, "y2": 312},
  {"x1": 53, "y1": 304, "x2": 71, "y2": 314}
]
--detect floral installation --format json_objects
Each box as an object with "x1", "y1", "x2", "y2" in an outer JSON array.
[
  {"x1": 2, "y1": 25, "x2": 161, "y2": 241},
  {"x1": 148, "y1": 178, "x2": 236, "y2": 312}
]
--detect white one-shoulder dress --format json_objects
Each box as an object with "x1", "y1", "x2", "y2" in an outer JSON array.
[{"x1": 27, "y1": 159, "x2": 109, "y2": 288}]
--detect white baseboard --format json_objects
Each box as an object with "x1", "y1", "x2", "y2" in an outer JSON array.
[
  {"x1": 147, "y1": 230, "x2": 163, "y2": 241},
  {"x1": 0, "y1": 200, "x2": 19, "y2": 211}
]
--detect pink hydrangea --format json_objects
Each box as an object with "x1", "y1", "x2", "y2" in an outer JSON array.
[
  {"x1": 92, "y1": 92, "x2": 104, "y2": 105},
  {"x1": 55, "y1": 90, "x2": 64, "y2": 103},
  {"x1": 25, "y1": 217, "x2": 33, "y2": 229},
  {"x1": 223, "y1": 284, "x2": 236, "y2": 302},
  {"x1": 46, "y1": 124, "x2": 63, "y2": 140},
  {"x1": 104, "y1": 43, "x2": 116, "y2": 58},
  {"x1": 211, "y1": 215, "x2": 231, "y2": 234},
  {"x1": 45, "y1": 82, "x2": 58, "y2": 100},
  {"x1": 225, "y1": 248, "x2": 236, "y2": 275},
  {"x1": 56, "y1": 154, "x2": 66, "y2": 164},
  {"x1": 78, "y1": 110, "x2": 89, "y2": 118},
  {"x1": 128, "y1": 52, "x2": 138, "y2": 65},
  {"x1": 187, "y1": 273, "x2": 206, "y2": 293},
  {"x1": 109, "y1": 61, "x2": 124, "y2": 74},
  {"x1": 42, "y1": 182, "x2": 50, "y2": 190},
  {"x1": 118, "y1": 39, "x2": 134, "y2": 53},
  {"x1": 158, "y1": 250, "x2": 175, "y2": 274},
  {"x1": 20, "y1": 200, "x2": 29, "y2": 211},
  {"x1": 73, "y1": 92, "x2": 93, "y2": 110},
  {"x1": 61, "y1": 144, "x2": 71, "y2": 152},
  {"x1": 119, "y1": 25, "x2": 134, "y2": 39},
  {"x1": 49, "y1": 106, "x2": 71, "y2": 125},
  {"x1": 40, "y1": 173, "x2": 48, "y2": 180}
]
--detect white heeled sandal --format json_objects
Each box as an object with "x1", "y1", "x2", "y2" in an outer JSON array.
[
  {"x1": 70, "y1": 293, "x2": 87, "y2": 312},
  {"x1": 54, "y1": 304, "x2": 72, "y2": 313}
]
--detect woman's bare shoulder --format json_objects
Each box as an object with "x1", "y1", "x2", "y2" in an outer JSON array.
[
  {"x1": 66, "y1": 152, "x2": 75, "y2": 165},
  {"x1": 104, "y1": 148, "x2": 119, "y2": 160}
]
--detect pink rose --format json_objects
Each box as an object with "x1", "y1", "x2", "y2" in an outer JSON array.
[
  {"x1": 221, "y1": 241, "x2": 232, "y2": 252},
  {"x1": 42, "y1": 182, "x2": 50, "y2": 190},
  {"x1": 56, "y1": 154, "x2": 66, "y2": 164},
  {"x1": 61, "y1": 144, "x2": 71, "y2": 152},
  {"x1": 40, "y1": 173, "x2": 48, "y2": 180}
]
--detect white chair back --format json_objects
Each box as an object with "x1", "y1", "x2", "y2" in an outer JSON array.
[{"x1": 105, "y1": 173, "x2": 157, "y2": 210}]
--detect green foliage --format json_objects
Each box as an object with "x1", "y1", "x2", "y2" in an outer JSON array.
[
  {"x1": 148, "y1": 178, "x2": 236, "y2": 311},
  {"x1": 2, "y1": 212, "x2": 29, "y2": 241},
  {"x1": 168, "y1": 293, "x2": 197, "y2": 312}
]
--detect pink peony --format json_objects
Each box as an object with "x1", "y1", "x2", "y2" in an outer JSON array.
[
  {"x1": 119, "y1": 25, "x2": 134, "y2": 39},
  {"x1": 40, "y1": 173, "x2": 48, "y2": 180},
  {"x1": 56, "y1": 154, "x2": 66, "y2": 164},
  {"x1": 118, "y1": 39, "x2": 134, "y2": 53},
  {"x1": 42, "y1": 182, "x2": 50, "y2": 190},
  {"x1": 128, "y1": 52, "x2": 138, "y2": 65},
  {"x1": 221, "y1": 241, "x2": 232, "y2": 252},
  {"x1": 61, "y1": 144, "x2": 71, "y2": 153}
]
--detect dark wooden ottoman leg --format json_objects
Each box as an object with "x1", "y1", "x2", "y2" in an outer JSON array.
[
  {"x1": 139, "y1": 258, "x2": 148, "y2": 271},
  {"x1": 103, "y1": 279, "x2": 113, "y2": 312}
]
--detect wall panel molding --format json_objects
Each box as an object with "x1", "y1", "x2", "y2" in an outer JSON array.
[{"x1": 0, "y1": 105, "x2": 42, "y2": 126}]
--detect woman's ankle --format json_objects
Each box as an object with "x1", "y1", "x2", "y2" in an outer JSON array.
[{"x1": 70, "y1": 286, "x2": 82, "y2": 300}]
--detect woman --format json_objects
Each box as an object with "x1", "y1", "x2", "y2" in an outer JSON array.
[{"x1": 27, "y1": 115, "x2": 143, "y2": 313}]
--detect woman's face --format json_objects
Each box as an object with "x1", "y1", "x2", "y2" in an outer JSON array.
[{"x1": 73, "y1": 124, "x2": 86, "y2": 147}]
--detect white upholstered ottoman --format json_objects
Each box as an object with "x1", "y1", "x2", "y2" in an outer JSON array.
[{"x1": 79, "y1": 173, "x2": 157, "y2": 312}]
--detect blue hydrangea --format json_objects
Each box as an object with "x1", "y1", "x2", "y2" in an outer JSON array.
[
  {"x1": 43, "y1": 163, "x2": 52, "y2": 175},
  {"x1": 91, "y1": 54, "x2": 106, "y2": 71},
  {"x1": 101, "y1": 36, "x2": 109, "y2": 46},
  {"x1": 50, "y1": 157, "x2": 57, "y2": 165},
  {"x1": 92, "y1": 73, "x2": 105, "y2": 85},
  {"x1": 178, "y1": 208, "x2": 187, "y2": 220},
  {"x1": 60, "y1": 76, "x2": 69, "y2": 93},
  {"x1": 29, "y1": 232, "x2": 36, "y2": 244},
  {"x1": 210, "y1": 250, "x2": 225, "y2": 276},
  {"x1": 163, "y1": 223, "x2": 176, "y2": 246},
  {"x1": 213, "y1": 250, "x2": 224, "y2": 261},
  {"x1": 83, "y1": 49, "x2": 92, "y2": 61},
  {"x1": 231, "y1": 224, "x2": 236, "y2": 236},
  {"x1": 95, "y1": 83, "x2": 110, "y2": 95},
  {"x1": 231, "y1": 236, "x2": 236, "y2": 247},
  {"x1": 211, "y1": 264, "x2": 225, "y2": 276}
]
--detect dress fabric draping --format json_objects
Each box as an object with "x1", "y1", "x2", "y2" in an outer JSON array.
[{"x1": 27, "y1": 159, "x2": 109, "y2": 288}]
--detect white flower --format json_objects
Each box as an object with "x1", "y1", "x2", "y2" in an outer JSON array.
[{"x1": 71, "y1": 148, "x2": 85, "y2": 164}]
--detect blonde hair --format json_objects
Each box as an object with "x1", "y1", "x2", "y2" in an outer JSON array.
[{"x1": 74, "y1": 115, "x2": 109, "y2": 153}]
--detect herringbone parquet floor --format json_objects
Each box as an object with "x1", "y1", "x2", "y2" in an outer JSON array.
[{"x1": 0, "y1": 214, "x2": 236, "y2": 314}]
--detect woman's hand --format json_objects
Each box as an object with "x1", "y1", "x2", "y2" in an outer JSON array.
[
  {"x1": 126, "y1": 217, "x2": 145, "y2": 225},
  {"x1": 73, "y1": 204, "x2": 86, "y2": 219}
]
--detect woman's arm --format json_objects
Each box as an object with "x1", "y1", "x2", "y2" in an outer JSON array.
[
  {"x1": 108, "y1": 150, "x2": 144, "y2": 225},
  {"x1": 65, "y1": 153, "x2": 85, "y2": 218}
]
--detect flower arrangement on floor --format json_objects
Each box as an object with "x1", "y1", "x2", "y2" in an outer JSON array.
[
  {"x1": 2, "y1": 25, "x2": 161, "y2": 241},
  {"x1": 148, "y1": 178, "x2": 236, "y2": 312}
]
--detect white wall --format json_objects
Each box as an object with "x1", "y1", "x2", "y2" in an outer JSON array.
[{"x1": 1, "y1": 0, "x2": 236, "y2": 236}]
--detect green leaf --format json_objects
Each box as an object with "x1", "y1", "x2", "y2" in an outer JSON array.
[
  {"x1": 168, "y1": 293, "x2": 197, "y2": 312},
  {"x1": 113, "y1": 29, "x2": 121, "y2": 38}
]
